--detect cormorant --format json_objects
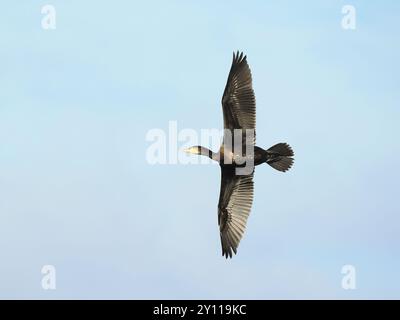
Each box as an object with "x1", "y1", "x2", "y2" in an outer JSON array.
[{"x1": 185, "y1": 51, "x2": 294, "y2": 258}]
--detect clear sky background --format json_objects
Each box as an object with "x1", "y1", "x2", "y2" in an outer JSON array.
[{"x1": 0, "y1": 1, "x2": 399, "y2": 299}]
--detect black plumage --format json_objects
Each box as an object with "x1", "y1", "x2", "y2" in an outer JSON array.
[{"x1": 185, "y1": 51, "x2": 294, "y2": 258}]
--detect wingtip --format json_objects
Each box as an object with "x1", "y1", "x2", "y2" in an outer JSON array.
[
  {"x1": 232, "y1": 50, "x2": 247, "y2": 64},
  {"x1": 222, "y1": 246, "x2": 237, "y2": 259},
  {"x1": 223, "y1": 253, "x2": 233, "y2": 259}
]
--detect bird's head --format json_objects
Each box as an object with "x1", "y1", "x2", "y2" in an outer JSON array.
[{"x1": 184, "y1": 146, "x2": 202, "y2": 155}]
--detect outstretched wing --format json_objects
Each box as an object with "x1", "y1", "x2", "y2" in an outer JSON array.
[
  {"x1": 218, "y1": 168, "x2": 254, "y2": 258},
  {"x1": 221, "y1": 51, "x2": 256, "y2": 130}
]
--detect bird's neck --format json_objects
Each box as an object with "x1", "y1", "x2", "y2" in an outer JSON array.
[{"x1": 198, "y1": 147, "x2": 218, "y2": 161}]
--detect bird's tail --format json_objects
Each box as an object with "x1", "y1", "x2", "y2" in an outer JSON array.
[{"x1": 265, "y1": 143, "x2": 294, "y2": 172}]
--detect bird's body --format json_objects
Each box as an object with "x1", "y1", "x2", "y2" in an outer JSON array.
[{"x1": 185, "y1": 52, "x2": 294, "y2": 258}]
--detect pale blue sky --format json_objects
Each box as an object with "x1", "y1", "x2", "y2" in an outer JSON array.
[{"x1": 0, "y1": 1, "x2": 399, "y2": 299}]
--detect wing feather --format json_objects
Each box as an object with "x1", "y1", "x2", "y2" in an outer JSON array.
[
  {"x1": 218, "y1": 168, "x2": 254, "y2": 258},
  {"x1": 221, "y1": 51, "x2": 256, "y2": 130}
]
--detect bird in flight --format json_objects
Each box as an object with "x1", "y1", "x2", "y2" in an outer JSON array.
[{"x1": 185, "y1": 51, "x2": 294, "y2": 258}]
